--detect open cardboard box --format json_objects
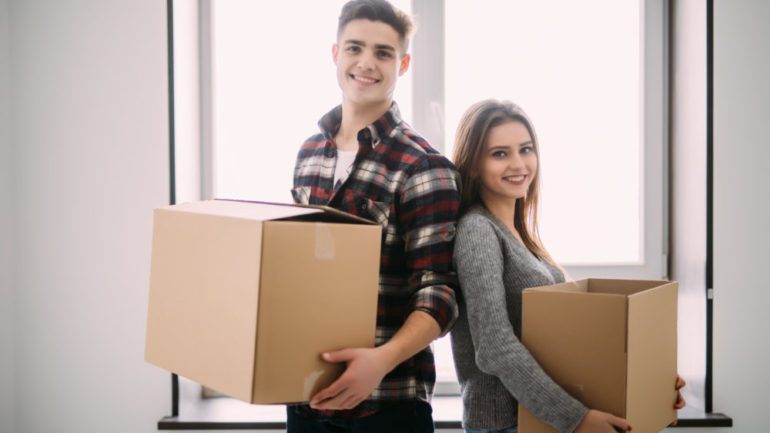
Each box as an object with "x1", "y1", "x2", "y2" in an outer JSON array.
[
  {"x1": 518, "y1": 279, "x2": 678, "y2": 433},
  {"x1": 144, "y1": 199, "x2": 381, "y2": 404}
]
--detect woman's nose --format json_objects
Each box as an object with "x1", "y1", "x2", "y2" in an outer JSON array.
[{"x1": 508, "y1": 153, "x2": 524, "y2": 169}]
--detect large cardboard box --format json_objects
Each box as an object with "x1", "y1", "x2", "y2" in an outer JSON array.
[
  {"x1": 518, "y1": 279, "x2": 678, "y2": 433},
  {"x1": 144, "y1": 199, "x2": 381, "y2": 404}
]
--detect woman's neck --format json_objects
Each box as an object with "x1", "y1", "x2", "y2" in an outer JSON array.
[{"x1": 481, "y1": 195, "x2": 521, "y2": 241}]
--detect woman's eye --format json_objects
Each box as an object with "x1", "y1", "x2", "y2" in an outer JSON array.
[
  {"x1": 520, "y1": 146, "x2": 534, "y2": 154},
  {"x1": 492, "y1": 151, "x2": 507, "y2": 158}
]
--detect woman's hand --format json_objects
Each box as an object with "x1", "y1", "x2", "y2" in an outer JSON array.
[
  {"x1": 574, "y1": 409, "x2": 631, "y2": 433},
  {"x1": 675, "y1": 375, "x2": 686, "y2": 410}
]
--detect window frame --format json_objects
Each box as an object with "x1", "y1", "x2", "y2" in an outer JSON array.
[{"x1": 162, "y1": 0, "x2": 729, "y2": 428}]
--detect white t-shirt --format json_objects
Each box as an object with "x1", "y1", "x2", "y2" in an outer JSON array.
[{"x1": 334, "y1": 149, "x2": 357, "y2": 187}]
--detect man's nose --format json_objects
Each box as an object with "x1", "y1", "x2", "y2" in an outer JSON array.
[{"x1": 357, "y1": 51, "x2": 376, "y2": 70}]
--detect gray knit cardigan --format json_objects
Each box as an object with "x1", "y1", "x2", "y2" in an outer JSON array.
[{"x1": 450, "y1": 205, "x2": 588, "y2": 432}]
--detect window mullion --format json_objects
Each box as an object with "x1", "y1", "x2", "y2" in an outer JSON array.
[
  {"x1": 411, "y1": 0, "x2": 445, "y2": 152},
  {"x1": 199, "y1": 0, "x2": 215, "y2": 200}
]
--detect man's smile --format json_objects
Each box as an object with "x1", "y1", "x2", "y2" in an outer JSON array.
[{"x1": 350, "y1": 73, "x2": 380, "y2": 84}]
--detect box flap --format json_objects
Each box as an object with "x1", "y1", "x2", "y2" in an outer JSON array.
[
  {"x1": 523, "y1": 279, "x2": 589, "y2": 294},
  {"x1": 587, "y1": 278, "x2": 671, "y2": 296},
  {"x1": 155, "y1": 199, "x2": 321, "y2": 222},
  {"x1": 625, "y1": 281, "x2": 678, "y2": 432},
  {"x1": 212, "y1": 199, "x2": 377, "y2": 224}
]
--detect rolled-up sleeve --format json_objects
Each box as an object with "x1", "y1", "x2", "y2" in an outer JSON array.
[{"x1": 399, "y1": 155, "x2": 461, "y2": 335}]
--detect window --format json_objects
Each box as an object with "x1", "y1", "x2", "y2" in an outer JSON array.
[
  {"x1": 211, "y1": 0, "x2": 412, "y2": 203},
  {"x1": 167, "y1": 0, "x2": 714, "y2": 425}
]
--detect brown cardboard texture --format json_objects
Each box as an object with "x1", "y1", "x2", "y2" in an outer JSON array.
[
  {"x1": 144, "y1": 200, "x2": 381, "y2": 404},
  {"x1": 518, "y1": 279, "x2": 678, "y2": 433}
]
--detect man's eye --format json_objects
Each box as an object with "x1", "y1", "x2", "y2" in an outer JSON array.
[
  {"x1": 377, "y1": 50, "x2": 392, "y2": 59},
  {"x1": 347, "y1": 46, "x2": 361, "y2": 53}
]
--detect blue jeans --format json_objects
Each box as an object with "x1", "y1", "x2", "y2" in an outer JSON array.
[
  {"x1": 465, "y1": 427, "x2": 517, "y2": 433},
  {"x1": 286, "y1": 401, "x2": 434, "y2": 433}
]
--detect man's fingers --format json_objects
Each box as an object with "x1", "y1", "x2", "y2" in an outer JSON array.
[
  {"x1": 309, "y1": 379, "x2": 346, "y2": 407},
  {"x1": 311, "y1": 390, "x2": 355, "y2": 410},
  {"x1": 310, "y1": 390, "x2": 345, "y2": 410},
  {"x1": 338, "y1": 393, "x2": 362, "y2": 410},
  {"x1": 322, "y1": 348, "x2": 355, "y2": 363}
]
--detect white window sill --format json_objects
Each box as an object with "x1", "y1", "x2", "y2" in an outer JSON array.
[{"x1": 158, "y1": 394, "x2": 731, "y2": 430}]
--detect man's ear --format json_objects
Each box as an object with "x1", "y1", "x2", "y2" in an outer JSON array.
[
  {"x1": 399, "y1": 53, "x2": 411, "y2": 76},
  {"x1": 332, "y1": 43, "x2": 339, "y2": 64}
]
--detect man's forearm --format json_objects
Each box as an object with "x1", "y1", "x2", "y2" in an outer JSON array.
[{"x1": 376, "y1": 310, "x2": 441, "y2": 372}]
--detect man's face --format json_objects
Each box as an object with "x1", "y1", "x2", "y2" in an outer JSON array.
[{"x1": 333, "y1": 19, "x2": 410, "y2": 109}]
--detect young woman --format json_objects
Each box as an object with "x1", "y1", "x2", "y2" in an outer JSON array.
[{"x1": 450, "y1": 100, "x2": 684, "y2": 433}]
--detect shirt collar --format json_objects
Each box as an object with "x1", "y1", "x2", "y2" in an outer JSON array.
[{"x1": 317, "y1": 101, "x2": 404, "y2": 149}]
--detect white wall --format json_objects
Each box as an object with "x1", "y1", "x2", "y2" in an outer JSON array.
[
  {"x1": 710, "y1": 0, "x2": 770, "y2": 431},
  {"x1": 1, "y1": 0, "x2": 16, "y2": 431},
  {"x1": 9, "y1": 0, "x2": 170, "y2": 432},
  {"x1": 665, "y1": 2, "x2": 770, "y2": 432},
  {"x1": 3, "y1": 1, "x2": 769, "y2": 433}
]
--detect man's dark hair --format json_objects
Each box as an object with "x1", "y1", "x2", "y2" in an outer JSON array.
[{"x1": 337, "y1": 0, "x2": 415, "y2": 55}]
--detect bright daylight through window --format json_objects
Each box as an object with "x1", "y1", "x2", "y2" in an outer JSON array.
[{"x1": 169, "y1": 0, "x2": 703, "y2": 421}]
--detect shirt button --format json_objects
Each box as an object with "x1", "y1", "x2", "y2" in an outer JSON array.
[
  {"x1": 358, "y1": 199, "x2": 368, "y2": 212},
  {"x1": 324, "y1": 148, "x2": 335, "y2": 158}
]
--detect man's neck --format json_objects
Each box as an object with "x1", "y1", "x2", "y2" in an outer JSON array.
[{"x1": 336, "y1": 98, "x2": 392, "y2": 149}]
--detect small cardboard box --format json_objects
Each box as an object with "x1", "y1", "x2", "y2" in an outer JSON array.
[
  {"x1": 518, "y1": 279, "x2": 678, "y2": 433},
  {"x1": 144, "y1": 199, "x2": 381, "y2": 404}
]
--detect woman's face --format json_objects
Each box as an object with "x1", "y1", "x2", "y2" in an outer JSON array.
[{"x1": 477, "y1": 120, "x2": 538, "y2": 204}]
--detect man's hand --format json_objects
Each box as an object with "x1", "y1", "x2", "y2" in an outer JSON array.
[
  {"x1": 308, "y1": 347, "x2": 393, "y2": 410},
  {"x1": 574, "y1": 409, "x2": 632, "y2": 433},
  {"x1": 308, "y1": 311, "x2": 441, "y2": 411}
]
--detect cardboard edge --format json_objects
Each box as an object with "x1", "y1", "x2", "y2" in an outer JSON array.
[
  {"x1": 214, "y1": 199, "x2": 376, "y2": 225},
  {"x1": 250, "y1": 222, "x2": 265, "y2": 404},
  {"x1": 522, "y1": 279, "x2": 588, "y2": 294},
  {"x1": 626, "y1": 280, "x2": 678, "y2": 298}
]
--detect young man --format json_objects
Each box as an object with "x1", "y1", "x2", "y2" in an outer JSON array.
[{"x1": 289, "y1": 1, "x2": 461, "y2": 431}]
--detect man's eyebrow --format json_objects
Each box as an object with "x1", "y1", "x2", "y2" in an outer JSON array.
[
  {"x1": 343, "y1": 40, "x2": 396, "y2": 52},
  {"x1": 374, "y1": 44, "x2": 396, "y2": 52},
  {"x1": 343, "y1": 39, "x2": 366, "y2": 47}
]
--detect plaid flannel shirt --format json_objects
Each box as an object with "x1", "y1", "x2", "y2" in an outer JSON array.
[{"x1": 291, "y1": 102, "x2": 461, "y2": 417}]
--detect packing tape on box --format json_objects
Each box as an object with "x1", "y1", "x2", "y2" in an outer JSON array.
[{"x1": 315, "y1": 223, "x2": 335, "y2": 260}]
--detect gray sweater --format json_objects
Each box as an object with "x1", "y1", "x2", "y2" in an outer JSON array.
[{"x1": 451, "y1": 205, "x2": 588, "y2": 432}]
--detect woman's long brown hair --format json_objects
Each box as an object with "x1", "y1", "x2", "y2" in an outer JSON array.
[{"x1": 452, "y1": 99, "x2": 555, "y2": 265}]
